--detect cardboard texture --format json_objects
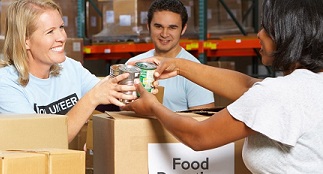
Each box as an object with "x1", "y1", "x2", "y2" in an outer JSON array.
[
  {"x1": 95, "y1": 0, "x2": 196, "y2": 38},
  {"x1": 69, "y1": 110, "x2": 103, "y2": 170},
  {"x1": 86, "y1": 0, "x2": 103, "y2": 37},
  {"x1": 0, "y1": 114, "x2": 68, "y2": 150},
  {"x1": 29, "y1": 148, "x2": 85, "y2": 174},
  {"x1": 0, "y1": 151, "x2": 46, "y2": 174},
  {"x1": 93, "y1": 111, "x2": 251, "y2": 174},
  {"x1": 56, "y1": 0, "x2": 79, "y2": 38},
  {"x1": 0, "y1": 149, "x2": 85, "y2": 174},
  {"x1": 65, "y1": 38, "x2": 84, "y2": 63}
]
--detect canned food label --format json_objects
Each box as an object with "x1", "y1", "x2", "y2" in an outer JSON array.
[
  {"x1": 140, "y1": 69, "x2": 155, "y2": 92},
  {"x1": 136, "y1": 62, "x2": 157, "y2": 93}
]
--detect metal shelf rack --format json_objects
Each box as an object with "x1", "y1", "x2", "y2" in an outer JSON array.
[{"x1": 79, "y1": 0, "x2": 268, "y2": 76}]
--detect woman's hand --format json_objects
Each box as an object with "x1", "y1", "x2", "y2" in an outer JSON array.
[
  {"x1": 90, "y1": 73, "x2": 137, "y2": 107},
  {"x1": 121, "y1": 80, "x2": 161, "y2": 116},
  {"x1": 127, "y1": 56, "x2": 180, "y2": 80}
]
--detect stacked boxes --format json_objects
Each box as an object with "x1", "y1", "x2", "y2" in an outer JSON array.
[
  {"x1": 94, "y1": 0, "x2": 153, "y2": 40},
  {"x1": 0, "y1": 0, "x2": 79, "y2": 38},
  {"x1": 93, "y1": 0, "x2": 197, "y2": 41},
  {"x1": 0, "y1": 114, "x2": 85, "y2": 173},
  {"x1": 86, "y1": 0, "x2": 104, "y2": 38},
  {"x1": 55, "y1": 0, "x2": 79, "y2": 38},
  {"x1": 206, "y1": 0, "x2": 243, "y2": 35}
]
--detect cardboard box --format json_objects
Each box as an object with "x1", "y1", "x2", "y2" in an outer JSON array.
[
  {"x1": 196, "y1": 0, "x2": 243, "y2": 35},
  {"x1": 55, "y1": 0, "x2": 79, "y2": 38},
  {"x1": 0, "y1": 114, "x2": 68, "y2": 150},
  {"x1": 0, "y1": 151, "x2": 46, "y2": 174},
  {"x1": 1, "y1": 149, "x2": 85, "y2": 174},
  {"x1": 86, "y1": 0, "x2": 103, "y2": 38},
  {"x1": 0, "y1": 0, "x2": 14, "y2": 36},
  {"x1": 94, "y1": 0, "x2": 196, "y2": 39},
  {"x1": 65, "y1": 38, "x2": 84, "y2": 63},
  {"x1": 28, "y1": 148, "x2": 85, "y2": 174},
  {"x1": 93, "y1": 111, "x2": 251, "y2": 174},
  {"x1": 0, "y1": 0, "x2": 79, "y2": 38}
]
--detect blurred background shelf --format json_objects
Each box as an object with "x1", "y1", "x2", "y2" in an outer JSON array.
[{"x1": 78, "y1": 0, "x2": 270, "y2": 77}]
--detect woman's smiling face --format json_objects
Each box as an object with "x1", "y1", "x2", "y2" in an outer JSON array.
[{"x1": 25, "y1": 8, "x2": 67, "y2": 74}]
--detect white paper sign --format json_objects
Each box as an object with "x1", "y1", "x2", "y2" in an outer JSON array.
[
  {"x1": 148, "y1": 143, "x2": 234, "y2": 174},
  {"x1": 105, "y1": 11, "x2": 114, "y2": 24}
]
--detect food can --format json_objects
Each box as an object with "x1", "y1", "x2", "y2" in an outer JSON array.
[
  {"x1": 135, "y1": 62, "x2": 157, "y2": 92},
  {"x1": 109, "y1": 64, "x2": 123, "y2": 77},
  {"x1": 118, "y1": 64, "x2": 141, "y2": 103}
]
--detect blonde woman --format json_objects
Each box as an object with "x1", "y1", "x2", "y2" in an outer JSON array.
[{"x1": 0, "y1": 0, "x2": 136, "y2": 142}]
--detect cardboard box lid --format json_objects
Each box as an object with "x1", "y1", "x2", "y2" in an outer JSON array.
[{"x1": 0, "y1": 114, "x2": 68, "y2": 150}]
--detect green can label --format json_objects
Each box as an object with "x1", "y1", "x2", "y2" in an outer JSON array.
[{"x1": 136, "y1": 62, "x2": 157, "y2": 92}]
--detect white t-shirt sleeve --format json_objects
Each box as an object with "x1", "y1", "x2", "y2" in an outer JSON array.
[{"x1": 227, "y1": 78, "x2": 306, "y2": 146}]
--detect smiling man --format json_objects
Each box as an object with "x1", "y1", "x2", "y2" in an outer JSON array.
[{"x1": 126, "y1": 0, "x2": 214, "y2": 112}]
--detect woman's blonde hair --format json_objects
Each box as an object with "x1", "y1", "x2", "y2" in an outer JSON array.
[{"x1": 0, "y1": 0, "x2": 63, "y2": 86}]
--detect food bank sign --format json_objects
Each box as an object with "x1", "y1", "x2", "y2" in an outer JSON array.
[{"x1": 148, "y1": 143, "x2": 234, "y2": 174}]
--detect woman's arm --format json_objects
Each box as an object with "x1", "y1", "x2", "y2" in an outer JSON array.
[
  {"x1": 66, "y1": 73, "x2": 137, "y2": 142},
  {"x1": 122, "y1": 82, "x2": 256, "y2": 150},
  {"x1": 154, "y1": 58, "x2": 261, "y2": 101}
]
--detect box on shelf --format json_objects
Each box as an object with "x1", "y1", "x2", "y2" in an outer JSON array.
[
  {"x1": 93, "y1": 0, "x2": 153, "y2": 40},
  {"x1": 0, "y1": 114, "x2": 68, "y2": 150},
  {"x1": 56, "y1": 0, "x2": 79, "y2": 38},
  {"x1": 0, "y1": 149, "x2": 85, "y2": 174},
  {"x1": 93, "y1": 111, "x2": 251, "y2": 174},
  {"x1": 86, "y1": 0, "x2": 103, "y2": 38},
  {"x1": 65, "y1": 38, "x2": 84, "y2": 63},
  {"x1": 0, "y1": 0, "x2": 14, "y2": 36},
  {"x1": 196, "y1": 0, "x2": 243, "y2": 36},
  {"x1": 0, "y1": 0, "x2": 79, "y2": 38},
  {"x1": 93, "y1": 0, "x2": 197, "y2": 42}
]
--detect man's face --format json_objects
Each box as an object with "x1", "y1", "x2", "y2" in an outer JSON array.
[{"x1": 148, "y1": 11, "x2": 187, "y2": 56}]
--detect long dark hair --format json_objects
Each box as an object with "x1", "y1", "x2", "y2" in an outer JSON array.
[{"x1": 262, "y1": 0, "x2": 323, "y2": 73}]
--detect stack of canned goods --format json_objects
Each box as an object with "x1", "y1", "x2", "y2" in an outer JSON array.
[{"x1": 109, "y1": 62, "x2": 157, "y2": 103}]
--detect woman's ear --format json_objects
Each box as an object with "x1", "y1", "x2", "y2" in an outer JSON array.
[{"x1": 25, "y1": 39, "x2": 30, "y2": 50}]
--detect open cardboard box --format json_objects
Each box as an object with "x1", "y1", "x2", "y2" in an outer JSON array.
[{"x1": 93, "y1": 111, "x2": 251, "y2": 174}]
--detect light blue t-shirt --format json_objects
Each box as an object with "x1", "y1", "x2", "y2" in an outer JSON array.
[
  {"x1": 126, "y1": 48, "x2": 214, "y2": 111},
  {"x1": 0, "y1": 57, "x2": 100, "y2": 114}
]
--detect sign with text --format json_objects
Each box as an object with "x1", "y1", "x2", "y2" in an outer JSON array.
[{"x1": 148, "y1": 143, "x2": 234, "y2": 174}]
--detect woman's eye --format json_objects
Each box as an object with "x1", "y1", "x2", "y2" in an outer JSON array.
[{"x1": 47, "y1": 30, "x2": 54, "y2": 34}]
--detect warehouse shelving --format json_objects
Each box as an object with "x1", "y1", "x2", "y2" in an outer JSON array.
[{"x1": 79, "y1": 0, "x2": 270, "y2": 77}]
